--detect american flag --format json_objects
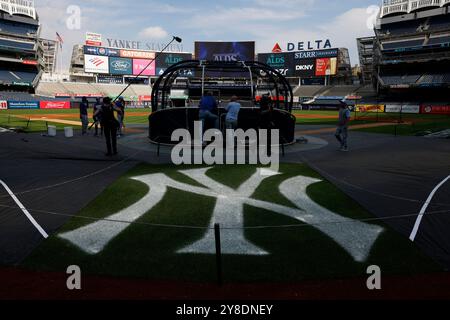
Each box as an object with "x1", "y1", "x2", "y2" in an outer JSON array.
[{"x1": 56, "y1": 32, "x2": 63, "y2": 48}]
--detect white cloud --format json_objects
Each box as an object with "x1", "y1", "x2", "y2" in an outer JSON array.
[
  {"x1": 138, "y1": 26, "x2": 169, "y2": 39},
  {"x1": 234, "y1": 7, "x2": 373, "y2": 66},
  {"x1": 253, "y1": 0, "x2": 315, "y2": 8}
]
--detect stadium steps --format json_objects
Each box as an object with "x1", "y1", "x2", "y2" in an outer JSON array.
[
  {"x1": 131, "y1": 85, "x2": 152, "y2": 97},
  {"x1": 317, "y1": 85, "x2": 361, "y2": 97},
  {"x1": 36, "y1": 82, "x2": 69, "y2": 97},
  {"x1": 293, "y1": 85, "x2": 324, "y2": 98}
]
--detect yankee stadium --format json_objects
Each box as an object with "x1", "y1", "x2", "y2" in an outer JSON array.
[{"x1": 0, "y1": 0, "x2": 450, "y2": 311}]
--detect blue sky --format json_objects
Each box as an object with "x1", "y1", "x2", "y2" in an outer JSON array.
[{"x1": 36, "y1": 0, "x2": 382, "y2": 70}]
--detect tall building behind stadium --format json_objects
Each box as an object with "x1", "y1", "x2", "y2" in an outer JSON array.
[
  {"x1": 0, "y1": 0, "x2": 41, "y2": 97},
  {"x1": 358, "y1": 0, "x2": 450, "y2": 99}
]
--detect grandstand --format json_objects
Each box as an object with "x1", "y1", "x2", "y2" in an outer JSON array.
[
  {"x1": 35, "y1": 81, "x2": 152, "y2": 101},
  {"x1": 0, "y1": 0, "x2": 42, "y2": 93},
  {"x1": 374, "y1": 0, "x2": 450, "y2": 99}
]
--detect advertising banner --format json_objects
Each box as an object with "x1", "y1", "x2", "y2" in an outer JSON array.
[
  {"x1": 40, "y1": 101, "x2": 71, "y2": 109},
  {"x1": 156, "y1": 53, "x2": 193, "y2": 76},
  {"x1": 126, "y1": 103, "x2": 146, "y2": 109},
  {"x1": 315, "y1": 57, "x2": 337, "y2": 76},
  {"x1": 294, "y1": 58, "x2": 316, "y2": 77},
  {"x1": 294, "y1": 49, "x2": 339, "y2": 60},
  {"x1": 355, "y1": 104, "x2": 385, "y2": 113},
  {"x1": 84, "y1": 46, "x2": 120, "y2": 57},
  {"x1": 0, "y1": 100, "x2": 7, "y2": 110},
  {"x1": 133, "y1": 59, "x2": 156, "y2": 76},
  {"x1": 301, "y1": 78, "x2": 325, "y2": 85},
  {"x1": 84, "y1": 54, "x2": 109, "y2": 74},
  {"x1": 138, "y1": 95, "x2": 152, "y2": 102},
  {"x1": 195, "y1": 41, "x2": 255, "y2": 62},
  {"x1": 421, "y1": 105, "x2": 450, "y2": 115},
  {"x1": 8, "y1": 101, "x2": 39, "y2": 109},
  {"x1": 97, "y1": 76, "x2": 124, "y2": 84},
  {"x1": 385, "y1": 104, "x2": 420, "y2": 113},
  {"x1": 385, "y1": 104, "x2": 402, "y2": 113},
  {"x1": 72, "y1": 94, "x2": 103, "y2": 98},
  {"x1": 22, "y1": 60, "x2": 38, "y2": 65},
  {"x1": 109, "y1": 57, "x2": 133, "y2": 75},
  {"x1": 86, "y1": 32, "x2": 102, "y2": 46},
  {"x1": 307, "y1": 105, "x2": 340, "y2": 111},
  {"x1": 257, "y1": 53, "x2": 295, "y2": 77},
  {"x1": 401, "y1": 104, "x2": 420, "y2": 114},
  {"x1": 121, "y1": 50, "x2": 155, "y2": 60}
]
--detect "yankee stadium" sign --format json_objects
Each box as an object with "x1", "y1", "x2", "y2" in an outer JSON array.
[{"x1": 106, "y1": 38, "x2": 184, "y2": 52}]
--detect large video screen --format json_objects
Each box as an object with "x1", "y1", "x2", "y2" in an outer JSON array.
[
  {"x1": 257, "y1": 48, "x2": 339, "y2": 78},
  {"x1": 257, "y1": 53, "x2": 295, "y2": 77},
  {"x1": 195, "y1": 41, "x2": 255, "y2": 77},
  {"x1": 156, "y1": 53, "x2": 193, "y2": 76},
  {"x1": 195, "y1": 41, "x2": 255, "y2": 62}
]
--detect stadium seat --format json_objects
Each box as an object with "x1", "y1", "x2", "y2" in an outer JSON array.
[
  {"x1": 0, "y1": 39, "x2": 35, "y2": 51},
  {"x1": 381, "y1": 74, "x2": 421, "y2": 85},
  {"x1": 0, "y1": 68, "x2": 37, "y2": 84},
  {"x1": 0, "y1": 20, "x2": 38, "y2": 37},
  {"x1": 382, "y1": 38, "x2": 425, "y2": 50},
  {"x1": 428, "y1": 36, "x2": 450, "y2": 46}
]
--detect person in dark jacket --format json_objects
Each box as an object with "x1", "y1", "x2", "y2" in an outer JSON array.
[
  {"x1": 92, "y1": 98, "x2": 103, "y2": 137},
  {"x1": 80, "y1": 97, "x2": 89, "y2": 135},
  {"x1": 116, "y1": 97, "x2": 126, "y2": 137},
  {"x1": 199, "y1": 91, "x2": 219, "y2": 130},
  {"x1": 100, "y1": 97, "x2": 120, "y2": 156}
]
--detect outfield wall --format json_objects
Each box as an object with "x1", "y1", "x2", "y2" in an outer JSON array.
[{"x1": 302, "y1": 103, "x2": 450, "y2": 115}]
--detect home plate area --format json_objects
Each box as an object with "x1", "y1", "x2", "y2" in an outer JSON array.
[{"x1": 24, "y1": 163, "x2": 439, "y2": 282}]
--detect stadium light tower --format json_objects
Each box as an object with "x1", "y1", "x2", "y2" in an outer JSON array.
[{"x1": 113, "y1": 35, "x2": 183, "y2": 102}]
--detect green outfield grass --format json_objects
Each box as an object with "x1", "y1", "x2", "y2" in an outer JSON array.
[
  {"x1": 2, "y1": 109, "x2": 449, "y2": 135},
  {"x1": 354, "y1": 115, "x2": 450, "y2": 136},
  {"x1": 0, "y1": 113, "x2": 73, "y2": 133},
  {"x1": 23, "y1": 163, "x2": 441, "y2": 282}
]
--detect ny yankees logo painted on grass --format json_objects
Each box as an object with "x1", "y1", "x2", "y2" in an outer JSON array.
[{"x1": 59, "y1": 168, "x2": 384, "y2": 262}]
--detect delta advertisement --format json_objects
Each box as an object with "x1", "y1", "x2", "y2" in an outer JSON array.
[
  {"x1": 39, "y1": 101, "x2": 71, "y2": 109},
  {"x1": 7, "y1": 101, "x2": 39, "y2": 109},
  {"x1": 84, "y1": 54, "x2": 109, "y2": 74},
  {"x1": 109, "y1": 57, "x2": 133, "y2": 75},
  {"x1": 156, "y1": 53, "x2": 193, "y2": 76},
  {"x1": 133, "y1": 59, "x2": 155, "y2": 76},
  {"x1": 257, "y1": 53, "x2": 295, "y2": 77}
]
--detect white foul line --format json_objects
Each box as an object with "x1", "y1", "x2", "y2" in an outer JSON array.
[
  {"x1": 0, "y1": 180, "x2": 49, "y2": 239},
  {"x1": 409, "y1": 175, "x2": 450, "y2": 242}
]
